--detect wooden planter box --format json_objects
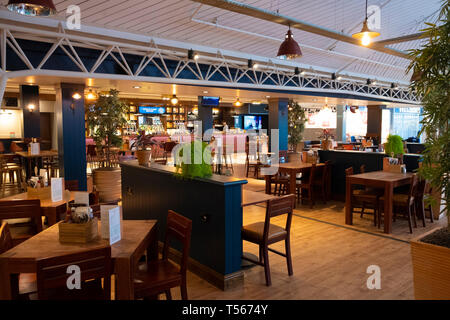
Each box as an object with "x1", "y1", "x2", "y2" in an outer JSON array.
[
  {"x1": 411, "y1": 228, "x2": 450, "y2": 299},
  {"x1": 58, "y1": 218, "x2": 99, "y2": 243},
  {"x1": 27, "y1": 186, "x2": 51, "y2": 199}
]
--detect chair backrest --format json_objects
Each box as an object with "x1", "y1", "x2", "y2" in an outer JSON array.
[
  {"x1": 345, "y1": 166, "x2": 354, "y2": 177},
  {"x1": 0, "y1": 200, "x2": 43, "y2": 234},
  {"x1": 162, "y1": 210, "x2": 192, "y2": 276},
  {"x1": 87, "y1": 145, "x2": 97, "y2": 156},
  {"x1": 360, "y1": 164, "x2": 366, "y2": 173},
  {"x1": 264, "y1": 194, "x2": 295, "y2": 241},
  {"x1": 64, "y1": 180, "x2": 79, "y2": 191},
  {"x1": 306, "y1": 163, "x2": 316, "y2": 184},
  {"x1": 415, "y1": 178, "x2": 427, "y2": 200},
  {"x1": 164, "y1": 141, "x2": 177, "y2": 153},
  {"x1": 408, "y1": 174, "x2": 419, "y2": 202},
  {"x1": 36, "y1": 246, "x2": 111, "y2": 300},
  {"x1": 322, "y1": 160, "x2": 331, "y2": 184},
  {"x1": 0, "y1": 222, "x2": 13, "y2": 254}
]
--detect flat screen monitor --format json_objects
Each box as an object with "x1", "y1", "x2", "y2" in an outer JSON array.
[
  {"x1": 244, "y1": 115, "x2": 262, "y2": 130},
  {"x1": 139, "y1": 106, "x2": 166, "y2": 114},
  {"x1": 201, "y1": 96, "x2": 220, "y2": 106}
]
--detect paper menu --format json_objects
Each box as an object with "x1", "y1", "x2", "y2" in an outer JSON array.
[
  {"x1": 100, "y1": 205, "x2": 122, "y2": 245},
  {"x1": 51, "y1": 178, "x2": 63, "y2": 202},
  {"x1": 74, "y1": 191, "x2": 90, "y2": 206},
  {"x1": 30, "y1": 143, "x2": 40, "y2": 155}
]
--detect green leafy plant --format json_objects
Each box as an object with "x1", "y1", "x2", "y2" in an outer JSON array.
[
  {"x1": 288, "y1": 100, "x2": 306, "y2": 151},
  {"x1": 407, "y1": 0, "x2": 449, "y2": 229},
  {"x1": 384, "y1": 134, "x2": 405, "y2": 157},
  {"x1": 131, "y1": 130, "x2": 157, "y2": 150},
  {"x1": 174, "y1": 141, "x2": 212, "y2": 179},
  {"x1": 85, "y1": 89, "x2": 129, "y2": 167}
]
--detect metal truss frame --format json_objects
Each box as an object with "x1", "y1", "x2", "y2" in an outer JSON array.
[{"x1": 0, "y1": 17, "x2": 419, "y2": 105}]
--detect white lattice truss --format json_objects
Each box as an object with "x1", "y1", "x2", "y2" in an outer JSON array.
[{"x1": 0, "y1": 19, "x2": 420, "y2": 105}]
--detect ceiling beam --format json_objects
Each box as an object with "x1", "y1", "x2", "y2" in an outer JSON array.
[
  {"x1": 190, "y1": 0, "x2": 411, "y2": 59},
  {"x1": 374, "y1": 32, "x2": 425, "y2": 45}
]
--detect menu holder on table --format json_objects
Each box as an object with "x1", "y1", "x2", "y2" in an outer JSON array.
[
  {"x1": 30, "y1": 142, "x2": 40, "y2": 155},
  {"x1": 100, "y1": 205, "x2": 123, "y2": 245},
  {"x1": 51, "y1": 177, "x2": 63, "y2": 202},
  {"x1": 383, "y1": 158, "x2": 406, "y2": 173}
]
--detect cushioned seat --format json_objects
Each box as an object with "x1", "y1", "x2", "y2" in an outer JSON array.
[
  {"x1": 242, "y1": 222, "x2": 287, "y2": 243},
  {"x1": 134, "y1": 260, "x2": 182, "y2": 295}
]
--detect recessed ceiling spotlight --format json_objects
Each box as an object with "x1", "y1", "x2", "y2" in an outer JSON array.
[
  {"x1": 133, "y1": 86, "x2": 141, "y2": 89},
  {"x1": 266, "y1": 95, "x2": 271, "y2": 98},
  {"x1": 203, "y1": 91, "x2": 208, "y2": 94}
]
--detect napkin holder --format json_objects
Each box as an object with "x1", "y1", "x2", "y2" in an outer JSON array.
[{"x1": 59, "y1": 217, "x2": 99, "y2": 243}]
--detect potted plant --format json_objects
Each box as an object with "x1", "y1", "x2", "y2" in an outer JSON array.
[
  {"x1": 85, "y1": 89, "x2": 129, "y2": 202},
  {"x1": 384, "y1": 134, "x2": 405, "y2": 158},
  {"x1": 407, "y1": 0, "x2": 450, "y2": 300},
  {"x1": 318, "y1": 129, "x2": 334, "y2": 150},
  {"x1": 174, "y1": 141, "x2": 212, "y2": 179},
  {"x1": 131, "y1": 130, "x2": 157, "y2": 165},
  {"x1": 288, "y1": 100, "x2": 306, "y2": 153}
]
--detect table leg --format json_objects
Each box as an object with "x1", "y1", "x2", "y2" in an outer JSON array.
[
  {"x1": 345, "y1": 178, "x2": 352, "y2": 225},
  {"x1": 384, "y1": 183, "x2": 393, "y2": 234},
  {"x1": 265, "y1": 175, "x2": 272, "y2": 194},
  {"x1": 0, "y1": 260, "x2": 12, "y2": 300},
  {"x1": 289, "y1": 170, "x2": 296, "y2": 195},
  {"x1": 43, "y1": 207, "x2": 59, "y2": 226},
  {"x1": 115, "y1": 258, "x2": 133, "y2": 300}
]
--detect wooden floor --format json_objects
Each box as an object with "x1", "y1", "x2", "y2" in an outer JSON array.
[{"x1": 9, "y1": 161, "x2": 444, "y2": 300}]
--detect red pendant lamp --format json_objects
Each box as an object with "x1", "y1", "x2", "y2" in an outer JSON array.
[
  {"x1": 277, "y1": 26, "x2": 302, "y2": 60},
  {"x1": 6, "y1": 0, "x2": 56, "y2": 16}
]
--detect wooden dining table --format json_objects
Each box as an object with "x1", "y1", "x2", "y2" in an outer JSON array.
[
  {"x1": 15, "y1": 150, "x2": 59, "y2": 179},
  {"x1": 0, "y1": 219, "x2": 158, "y2": 300},
  {"x1": 345, "y1": 171, "x2": 413, "y2": 234},
  {"x1": 1, "y1": 190, "x2": 74, "y2": 226},
  {"x1": 264, "y1": 161, "x2": 325, "y2": 195},
  {"x1": 242, "y1": 189, "x2": 278, "y2": 207}
]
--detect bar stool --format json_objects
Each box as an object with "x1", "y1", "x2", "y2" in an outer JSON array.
[
  {"x1": 222, "y1": 144, "x2": 234, "y2": 174},
  {"x1": 1, "y1": 155, "x2": 25, "y2": 196}
]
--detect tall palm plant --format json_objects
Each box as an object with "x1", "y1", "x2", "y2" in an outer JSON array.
[{"x1": 407, "y1": 0, "x2": 449, "y2": 230}]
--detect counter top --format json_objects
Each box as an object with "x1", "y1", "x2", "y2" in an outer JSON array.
[
  {"x1": 321, "y1": 149, "x2": 421, "y2": 157},
  {"x1": 120, "y1": 160, "x2": 248, "y2": 186}
]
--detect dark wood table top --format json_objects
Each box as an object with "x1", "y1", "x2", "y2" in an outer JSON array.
[
  {"x1": 0, "y1": 219, "x2": 157, "y2": 261},
  {"x1": 15, "y1": 150, "x2": 58, "y2": 158},
  {"x1": 242, "y1": 190, "x2": 278, "y2": 207},
  {"x1": 277, "y1": 161, "x2": 325, "y2": 170},
  {"x1": 348, "y1": 171, "x2": 413, "y2": 183}
]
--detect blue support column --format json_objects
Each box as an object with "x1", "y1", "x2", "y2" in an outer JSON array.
[
  {"x1": 268, "y1": 97, "x2": 289, "y2": 153},
  {"x1": 197, "y1": 96, "x2": 213, "y2": 136},
  {"x1": 20, "y1": 85, "x2": 40, "y2": 138},
  {"x1": 56, "y1": 83, "x2": 87, "y2": 190}
]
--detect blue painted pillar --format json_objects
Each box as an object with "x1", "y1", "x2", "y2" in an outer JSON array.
[
  {"x1": 268, "y1": 97, "x2": 289, "y2": 152},
  {"x1": 20, "y1": 85, "x2": 40, "y2": 138},
  {"x1": 56, "y1": 83, "x2": 87, "y2": 191},
  {"x1": 197, "y1": 96, "x2": 213, "y2": 135}
]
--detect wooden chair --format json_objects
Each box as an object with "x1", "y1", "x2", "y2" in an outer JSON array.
[
  {"x1": 133, "y1": 210, "x2": 192, "y2": 300},
  {"x1": 345, "y1": 167, "x2": 378, "y2": 226},
  {"x1": 413, "y1": 178, "x2": 428, "y2": 227},
  {"x1": 423, "y1": 184, "x2": 434, "y2": 223},
  {"x1": 242, "y1": 194, "x2": 295, "y2": 286},
  {"x1": 378, "y1": 174, "x2": 418, "y2": 233},
  {"x1": 35, "y1": 246, "x2": 112, "y2": 300},
  {"x1": 0, "y1": 221, "x2": 13, "y2": 254},
  {"x1": 271, "y1": 173, "x2": 290, "y2": 196},
  {"x1": 245, "y1": 140, "x2": 261, "y2": 178},
  {"x1": 296, "y1": 164, "x2": 316, "y2": 208},
  {"x1": 312, "y1": 161, "x2": 331, "y2": 204},
  {"x1": 0, "y1": 155, "x2": 25, "y2": 195},
  {"x1": 0, "y1": 200, "x2": 43, "y2": 246},
  {"x1": 64, "y1": 179, "x2": 79, "y2": 191}
]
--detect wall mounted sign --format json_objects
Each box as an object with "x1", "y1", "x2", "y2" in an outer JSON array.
[{"x1": 138, "y1": 106, "x2": 166, "y2": 114}]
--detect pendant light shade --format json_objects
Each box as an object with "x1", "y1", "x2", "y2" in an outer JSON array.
[
  {"x1": 277, "y1": 28, "x2": 302, "y2": 60},
  {"x1": 6, "y1": 0, "x2": 56, "y2": 16},
  {"x1": 352, "y1": 0, "x2": 380, "y2": 46}
]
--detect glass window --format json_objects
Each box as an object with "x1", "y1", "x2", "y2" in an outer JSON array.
[{"x1": 390, "y1": 107, "x2": 423, "y2": 142}]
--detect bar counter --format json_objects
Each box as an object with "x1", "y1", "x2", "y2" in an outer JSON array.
[
  {"x1": 318, "y1": 150, "x2": 421, "y2": 200},
  {"x1": 120, "y1": 160, "x2": 247, "y2": 290}
]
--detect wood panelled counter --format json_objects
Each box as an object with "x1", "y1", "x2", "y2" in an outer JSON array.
[{"x1": 120, "y1": 161, "x2": 248, "y2": 290}]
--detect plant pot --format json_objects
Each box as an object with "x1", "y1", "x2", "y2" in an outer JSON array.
[
  {"x1": 321, "y1": 139, "x2": 332, "y2": 150},
  {"x1": 287, "y1": 151, "x2": 301, "y2": 163},
  {"x1": 410, "y1": 228, "x2": 450, "y2": 299},
  {"x1": 136, "y1": 150, "x2": 152, "y2": 166},
  {"x1": 93, "y1": 167, "x2": 121, "y2": 203}
]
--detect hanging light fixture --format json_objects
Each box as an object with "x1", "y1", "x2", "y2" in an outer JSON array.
[
  {"x1": 86, "y1": 89, "x2": 97, "y2": 100},
  {"x1": 277, "y1": 26, "x2": 302, "y2": 60},
  {"x1": 352, "y1": 0, "x2": 380, "y2": 46},
  {"x1": 6, "y1": 0, "x2": 56, "y2": 16},
  {"x1": 170, "y1": 94, "x2": 179, "y2": 105},
  {"x1": 233, "y1": 98, "x2": 242, "y2": 107}
]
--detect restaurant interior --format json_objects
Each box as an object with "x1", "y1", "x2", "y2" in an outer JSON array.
[{"x1": 0, "y1": 0, "x2": 448, "y2": 301}]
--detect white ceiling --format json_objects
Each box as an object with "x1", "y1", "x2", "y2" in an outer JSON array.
[{"x1": 17, "y1": 0, "x2": 439, "y2": 83}]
